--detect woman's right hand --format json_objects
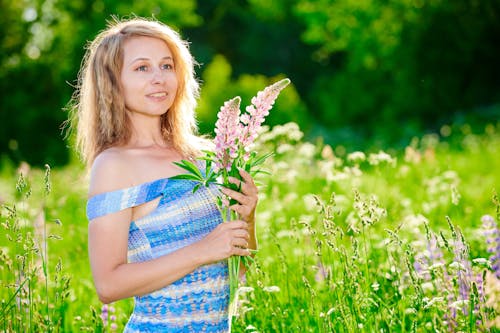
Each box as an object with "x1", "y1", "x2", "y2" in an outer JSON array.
[{"x1": 195, "y1": 220, "x2": 251, "y2": 263}]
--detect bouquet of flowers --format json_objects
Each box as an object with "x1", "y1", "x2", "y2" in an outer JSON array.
[{"x1": 173, "y1": 78, "x2": 290, "y2": 315}]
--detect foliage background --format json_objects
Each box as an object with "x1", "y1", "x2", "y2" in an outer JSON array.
[
  {"x1": 1, "y1": 1, "x2": 500, "y2": 332},
  {"x1": 1, "y1": 0, "x2": 499, "y2": 167}
]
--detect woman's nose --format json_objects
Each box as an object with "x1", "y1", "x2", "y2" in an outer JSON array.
[{"x1": 151, "y1": 68, "x2": 165, "y2": 84}]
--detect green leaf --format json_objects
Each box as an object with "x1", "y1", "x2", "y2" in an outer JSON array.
[
  {"x1": 170, "y1": 173, "x2": 202, "y2": 181},
  {"x1": 173, "y1": 160, "x2": 204, "y2": 178},
  {"x1": 200, "y1": 149, "x2": 216, "y2": 158},
  {"x1": 240, "y1": 251, "x2": 258, "y2": 269},
  {"x1": 250, "y1": 168, "x2": 271, "y2": 178},
  {"x1": 192, "y1": 183, "x2": 201, "y2": 193},
  {"x1": 203, "y1": 175, "x2": 217, "y2": 187},
  {"x1": 250, "y1": 152, "x2": 274, "y2": 167}
]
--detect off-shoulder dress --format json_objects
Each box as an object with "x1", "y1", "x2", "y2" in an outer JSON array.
[{"x1": 86, "y1": 177, "x2": 229, "y2": 333}]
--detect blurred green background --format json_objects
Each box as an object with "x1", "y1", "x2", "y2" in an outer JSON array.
[{"x1": 1, "y1": 0, "x2": 499, "y2": 167}]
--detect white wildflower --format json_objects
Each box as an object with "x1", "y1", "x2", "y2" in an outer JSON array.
[
  {"x1": 303, "y1": 194, "x2": 318, "y2": 212},
  {"x1": 442, "y1": 170, "x2": 459, "y2": 181},
  {"x1": 472, "y1": 258, "x2": 490, "y2": 267},
  {"x1": 263, "y1": 286, "x2": 280, "y2": 293},
  {"x1": 283, "y1": 192, "x2": 298, "y2": 204},
  {"x1": 334, "y1": 194, "x2": 349, "y2": 209},
  {"x1": 449, "y1": 261, "x2": 466, "y2": 271},
  {"x1": 297, "y1": 142, "x2": 316, "y2": 159},
  {"x1": 292, "y1": 246, "x2": 304, "y2": 257},
  {"x1": 403, "y1": 214, "x2": 428, "y2": 229},
  {"x1": 274, "y1": 161, "x2": 289, "y2": 171},
  {"x1": 347, "y1": 151, "x2": 366, "y2": 163},
  {"x1": 256, "y1": 130, "x2": 274, "y2": 144},
  {"x1": 423, "y1": 297, "x2": 445, "y2": 309},
  {"x1": 276, "y1": 230, "x2": 295, "y2": 239},
  {"x1": 421, "y1": 282, "x2": 434, "y2": 293},
  {"x1": 405, "y1": 308, "x2": 417, "y2": 315},
  {"x1": 276, "y1": 143, "x2": 294, "y2": 154},
  {"x1": 450, "y1": 299, "x2": 469, "y2": 310},
  {"x1": 344, "y1": 166, "x2": 363, "y2": 176},
  {"x1": 242, "y1": 306, "x2": 254, "y2": 315},
  {"x1": 238, "y1": 286, "x2": 255, "y2": 294},
  {"x1": 256, "y1": 211, "x2": 271, "y2": 227},
  {"x1": 428, "y1": 262, "x2": 445, "y2": 271},
  {"x1": 283, "y1": 169, "x2": 298, "y2": 183},
  {"x1": 451, "y1": 185, "x2": 461, "y2": 205},
  {"x1": 329, "y1": 171, "x2": 349, "y2": 182},
  {"x1": 368, "y1": 151, "x2": 396, "y2": 166},
  {"x1": 299, "y1": 214, "x2": 314, "y2": 224},
  {"x1": 283, "y1": 122, "x2": 304, "y2": 141}
]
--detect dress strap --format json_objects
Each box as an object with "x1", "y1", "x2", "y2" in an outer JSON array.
[{"x1": 86, "y1": 178, "x2": 169, "y2": 221}]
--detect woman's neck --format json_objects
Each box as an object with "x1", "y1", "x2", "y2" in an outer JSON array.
[{"x1": 126, "y1": 112, "x2": 167, "y2": 149}]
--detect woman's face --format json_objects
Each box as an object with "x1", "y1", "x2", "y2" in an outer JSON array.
[{"x1": 120, "y1": 36, "x2": 178, "y2": 118}]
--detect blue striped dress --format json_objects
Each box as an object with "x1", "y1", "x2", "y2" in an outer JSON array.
[{"x1": 86, "y1": 177, "x2": 230, "y2": 332}]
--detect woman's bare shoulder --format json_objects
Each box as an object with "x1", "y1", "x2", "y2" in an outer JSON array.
[{"x1": 88, "y1": 148, "x2": 135, "y2": 198}]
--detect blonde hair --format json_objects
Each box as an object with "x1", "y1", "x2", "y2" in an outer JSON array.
[{"x1": 69, "y1": 17, "x2": 206, "y2": 167}]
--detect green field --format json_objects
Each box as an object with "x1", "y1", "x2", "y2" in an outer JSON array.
[{"x1": 1, "y1": 122, "x2": 499, "y2": 332}]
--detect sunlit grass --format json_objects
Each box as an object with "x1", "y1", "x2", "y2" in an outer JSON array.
[{"x1": 1, "y1": 121, "x2": 499, "y2": 332}]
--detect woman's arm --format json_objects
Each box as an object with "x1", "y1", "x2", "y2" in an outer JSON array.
[{"x1": 88, "y1": 212, "x2": 250, "y2": 304}]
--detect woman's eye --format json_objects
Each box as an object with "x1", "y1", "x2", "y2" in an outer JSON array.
[
  {"x1": 161, "y1": 64, "x2": 174, "y2": 70},
  {"x1": 136, "y1": 65, "x2": 148, "y2": 72}
]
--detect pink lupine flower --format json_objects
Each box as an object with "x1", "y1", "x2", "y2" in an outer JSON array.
[
  {"x1": 173, "y1": 78, "x2": 291, "y2": 317},
  {"x1": 214, "y1": 96, "x2": 242, "y2": 172},
  {"x1": 239, "y1": 78, "x2": 291, "y2": 160},
  {"x1": 213, "y1": 78, "x2": 290, "y2": 170}
]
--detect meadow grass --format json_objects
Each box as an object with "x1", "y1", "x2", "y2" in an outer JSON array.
[{"x1": 1, "y1": 121, "x2": 499, "y2": 332}]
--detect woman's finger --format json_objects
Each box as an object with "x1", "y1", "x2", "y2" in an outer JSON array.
[
  {"x1": 231, "y1": 237, "x2": 249, "y2": 248},
  {"x1": 233, "y1": 247, "x2": 251, "y2": 256},
  {"x1": 225, "y1": 220, "x2": 248, "y2": 230},
  {"x1": 229, "y1": 204, "x2": 251, "y2": 218},
  {"x1": 232, "y1": 228, "x2": 249, "y2": 239},
  {"x1": 221, "y1": 187, "x2": 250, "y2": 205},
  {"x1": 228, "y1": 175, "x2": 257, "y2": 196},
  {"x1": 238, "y1": 168, "x2": 255, "y2": 186}
]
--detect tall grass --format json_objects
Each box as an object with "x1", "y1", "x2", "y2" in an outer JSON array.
[
  {"x1": 1, "y1": 121, "x2": 499, "y2": 332},
  {"x1": 0, "y1": 165, "x2": 105, "y2": 332},
  {"x1": 0, "y1": 165, "x2": 70, "y2": 331}
]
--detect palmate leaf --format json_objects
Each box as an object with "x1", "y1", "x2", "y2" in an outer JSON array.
[
  {"x1": 171, "y1": 158, "x2": 219, "y2": 192},
  {"x1": 169, "y1": 173, "x2": 202, "y2": 181},
  {"x1": 173, "y1": 160, "x2": 204, "y2": 179},
  {"x1": 203, "y1": 168, "x2": 218, "y2": 186},
  {"x1": 171, "y1": 160, "x2": 208, "y2": 193},
  {"x1": 200, "y1": 149, "x2": 216, "y2": 159}
]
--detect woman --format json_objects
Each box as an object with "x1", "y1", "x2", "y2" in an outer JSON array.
[{"x1": 71, "y1": 17, "x2": 258, "y2": 332}]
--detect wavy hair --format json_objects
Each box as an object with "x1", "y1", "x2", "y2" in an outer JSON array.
[{"x1": 68, "y1": 17, "x2": 206, "y2": 167}]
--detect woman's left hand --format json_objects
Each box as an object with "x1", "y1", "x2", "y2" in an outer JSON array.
[{"x1": 220, "y1": 168, "x2": 258, "y2": 224}]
